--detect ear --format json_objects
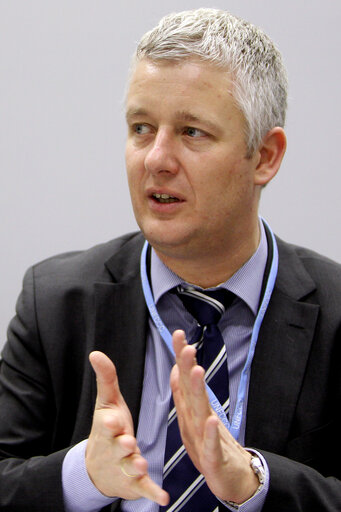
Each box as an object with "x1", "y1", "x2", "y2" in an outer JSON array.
[{"x1": 253, "y1": 127, "x2": 287, "y2": 186}]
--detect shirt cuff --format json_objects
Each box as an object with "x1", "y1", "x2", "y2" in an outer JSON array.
[
  {"x1": 62, "y1": 439, "x2": 117, "y2": 512},
  {"x1": 218, "y1": 450, "x2": 269, "y2": 512}
]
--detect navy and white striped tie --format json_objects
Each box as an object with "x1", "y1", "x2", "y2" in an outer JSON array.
[{"x1": 160, "y1": 286, "x2": 234, "y2": 512}]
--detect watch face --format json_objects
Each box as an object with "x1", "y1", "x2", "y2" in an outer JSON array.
[{"x1": 251, "y1": 456, "x2": 265, "y2": 484}]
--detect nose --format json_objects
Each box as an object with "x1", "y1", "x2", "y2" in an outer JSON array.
[{"x1": 144, "y1": 129, "x2": 179, "y2": 176}]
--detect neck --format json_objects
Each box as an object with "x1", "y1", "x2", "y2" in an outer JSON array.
[{"x1": 153, "y1": 225, "x2": 261, "y2": 288}]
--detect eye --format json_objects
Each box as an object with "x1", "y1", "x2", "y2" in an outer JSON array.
[
  {"x1": 133, "y1": 123, "x2": 151, "y2": 135},
  {"x1": 184, "y1": 126, "x2": 206, "y2": 138}
]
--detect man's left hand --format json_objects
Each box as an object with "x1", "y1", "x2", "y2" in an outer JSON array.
[{"x1": 170, "y1": 329, "x2": 259, "y2": 505}]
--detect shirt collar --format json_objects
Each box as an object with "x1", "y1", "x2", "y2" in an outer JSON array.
[{"x1": 150, "y1": 220, "x2": 268, "y2": 316}]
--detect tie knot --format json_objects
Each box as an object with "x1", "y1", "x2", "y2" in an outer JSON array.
[{"x1": 175, "y1": 285, "x2": 234, "y2": 327}]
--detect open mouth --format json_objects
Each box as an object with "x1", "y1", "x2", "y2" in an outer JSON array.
[{"x1": 152, "y1": 193, "x2": 180, "y2": 204}]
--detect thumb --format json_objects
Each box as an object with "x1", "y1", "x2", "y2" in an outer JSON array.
[{"x1": 89, "y1": 351, "x2": 124, "y2": 408}]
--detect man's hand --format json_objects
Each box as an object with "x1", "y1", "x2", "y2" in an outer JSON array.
[
  {"x1": 170, "y1": 330, "x2": 259, "y2": 505},
  {"x1": 86, "y1": 351, "x2": 169, "y2": 506}
]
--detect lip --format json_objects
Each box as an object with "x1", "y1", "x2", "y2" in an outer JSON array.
[
  {"x1": 146, "y1": 188, "x2": 185, "y2": 202},
  {"x1": 146, "y1": 188, "x2": 185, "y2": 213}
]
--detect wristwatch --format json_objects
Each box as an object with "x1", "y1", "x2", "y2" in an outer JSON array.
[
  {"x1": 223, "y1": 454, "x2": 265, "y2": 510},
  {"x1": 250, "y1": 454, "x2": 265, "y2": 486}
]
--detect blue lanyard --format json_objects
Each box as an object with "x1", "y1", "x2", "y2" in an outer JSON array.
[{"x1": 140, "y1": 218, "x2": 278, "y2": 440}]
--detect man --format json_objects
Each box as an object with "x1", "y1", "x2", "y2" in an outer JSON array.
[{"x1": 0, "y1": 8, "x2": 340, "y2": 512}]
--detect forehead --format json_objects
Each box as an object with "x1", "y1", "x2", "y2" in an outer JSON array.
[
  {"x1": 127, "y1": 58, "x2": 229, "y2": 95},
  {"x1": 125, "y1": 59, "x2": 244, "y2": 127}
]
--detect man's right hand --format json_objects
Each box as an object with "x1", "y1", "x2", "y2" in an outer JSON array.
[{"x1": 86, "y1": 351, "x2": 169, "y2": 506}]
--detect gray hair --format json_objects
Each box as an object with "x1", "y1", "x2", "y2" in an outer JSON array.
[{"x1": 132, "y1": 8, "x2": 288, "y2": 156}]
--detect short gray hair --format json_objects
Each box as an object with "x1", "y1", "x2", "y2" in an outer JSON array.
[{"x1": 132, "y1": 8, "x2": 288, "y2": 156}]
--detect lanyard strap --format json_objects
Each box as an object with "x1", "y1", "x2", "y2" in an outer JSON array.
[{"x1": 140, "y1": 218, "x2": 278, "y2": 439}]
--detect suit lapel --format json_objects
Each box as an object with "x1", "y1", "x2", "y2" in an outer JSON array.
[
  {"x1": 245, "y1": 238, "x2": 319, "y2": 452},
  {"x1": 92, "y1": 234, "x2": 148, "y2": 431}
]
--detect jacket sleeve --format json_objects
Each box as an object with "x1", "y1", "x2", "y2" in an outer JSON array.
[
  {"x1": 0, "y1": 267, "x2": 67, "y2": 511},
  {"x1": 261, "y1": 449, "x2": 341, "y2": 511},
  {"x1": 248, "y1": 243, "x2": 341, "y2": 511}
]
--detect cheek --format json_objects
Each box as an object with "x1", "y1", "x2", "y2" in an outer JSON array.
[
  {"x1": 126, "y1": 150, "x2": 145, "y2": 186},
  {"x1": 197, "y1": 161, "x2": 254, "y2": 213},
  {"x1": 126, "y1": 140, "x2": 144, "y2": 166}
]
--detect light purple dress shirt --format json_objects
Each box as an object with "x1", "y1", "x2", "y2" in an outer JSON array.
[{"x1": 62, "y1": 222, "x2": 270, "y2": 512}]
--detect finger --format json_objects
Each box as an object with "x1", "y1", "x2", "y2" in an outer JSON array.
[
  {"x1": 172, "y1": 329, "x2": 187, "y2": 358},
  {"x1": 115, "y1": 433, "x2": 140, "y2": 458},
  {"x1": 95, "y1": 408, "x2": 132, "y2": 439},
  {"x1": 172, "y1": 331, "x2": 197, "y2": 396},
  {"x1": 179, "y1": 344, "x2": 197, "y2": 372},
  {"x1": 173, "y1": 330, "x2": 198, "y2": 372},
  {"x1": 132, "y1": 474, "x2": 170, "y2": 506},
  {"x1": 203, "y1": 415, "x2": 222, "y2": 465},
  {"x1": 189, "y1": 365, "x2": 211, "y2": 434},
  {"x1": 181, "y1": 358, "x2": 203, "y2": 424},
  {"x1": 89, "y1": 351, "x2": 124, "y2": 407},
  {"x1": 170, "y1": 364, "x2": 186, "y2": 416},
  {"x1": 121, "y1": 452, "x2": 148, "y2": 478},
  {"x1": 172, "y1": 330, "x2": 205, "y2": 432},
  {"x1": 119, "y1": 447, "x2": 170, "y2": 506},
  {"x1": 191, "y1": 365, "x2": 211, "y2": 414}
]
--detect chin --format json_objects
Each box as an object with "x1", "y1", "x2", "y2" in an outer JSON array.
[
  {"x1": 141, "y1": 226, "x2": 188, "y2": 250},
  {"x1": 144, "y1": 232, "x2": 184, "y2": 250},
  {"x1": 137, "y1": 215, "x2": 199, "y2": 252}
]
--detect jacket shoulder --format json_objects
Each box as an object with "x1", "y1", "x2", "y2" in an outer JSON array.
[
  {"x1": 30, "y1": 231, "x2": 144, "y2": 285},
  {"x1": 278, "y1": 237, "x2": 341, "y2": 275},
  {"x1": 276, "y1": 237, "x2": 341, "y2": 299}
]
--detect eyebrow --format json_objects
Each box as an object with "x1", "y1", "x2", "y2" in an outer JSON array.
[
  {"x1": 174, "y1": 110, "x2": 219, "y2": 133},
  {"x1": 125, "y1": 107, "x2": 220, "y2": 133},
  {"x1": 125, "y1": 107, "x2": 148, "y2": 121}
]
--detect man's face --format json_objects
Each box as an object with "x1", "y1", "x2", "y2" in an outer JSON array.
[{"x1": 125, "y1": 59, "x2": 262, "y2": 262}]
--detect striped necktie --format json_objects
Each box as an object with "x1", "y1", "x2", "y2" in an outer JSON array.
[{"x1": 160, "y1": 286, "x2": 234, "y2": 512}]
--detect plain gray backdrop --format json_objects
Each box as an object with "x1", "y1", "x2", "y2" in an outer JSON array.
[{"x1": 1, "y1": 0, "x2": 340, "y2": 349}]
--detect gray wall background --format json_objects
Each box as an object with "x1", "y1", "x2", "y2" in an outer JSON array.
[{"x1": 1, "y1": 0, "x2": 340, "y2": 349}]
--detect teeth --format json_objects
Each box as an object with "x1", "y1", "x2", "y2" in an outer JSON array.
[
  {"x1": 154, "y1": 193, "x2": 172, "y2": 199},
  {"x1": 153, "y1": 193, "x2": 179, "y2": 203}
]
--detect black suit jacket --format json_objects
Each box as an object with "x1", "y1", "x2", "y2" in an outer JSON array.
[{"x1": 0, "y1": 232, "x2": 340, "y2": 511}]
